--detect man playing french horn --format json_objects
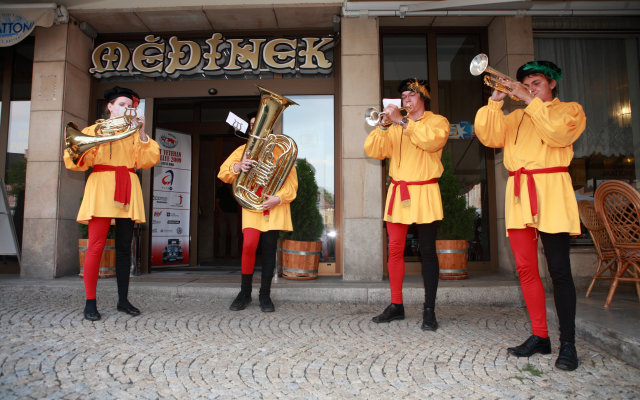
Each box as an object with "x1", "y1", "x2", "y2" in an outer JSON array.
[
  {"x1": 64, "y1": 86, "x2": 160, "y2": 321},
  {"x1": 474, "y1": 60, "x2": 586, "y2": 371},
  {"x1": 364, "y1": 78, "x2": 449, "y2": 331}
]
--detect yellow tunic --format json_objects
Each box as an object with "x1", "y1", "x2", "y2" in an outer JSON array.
[
  {"x1": 364, "y1": 111, "x2": 449, "y2": 224},
  {"x1": 63, "y1": 123, "x2": 160, "y2": 224},
  {"x1": 217, "y1": 145, "x2": 298, "y2": 232},
  {"x1": 474, "y1": 97, "x2": 586, "y2": 235}
]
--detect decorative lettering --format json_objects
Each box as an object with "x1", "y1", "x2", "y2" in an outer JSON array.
[
  {"x1": 165, "y1": 36, "x2": 202, "y2": 76},
  {"x1": 131, "y1": 35, "x2": 165, "y2": 74},
  {"x1": 225, "y1": 38, "x2": 266, "y2": 73},
  {"x1": 298, "y1": 37, "x2": 334, "y2": 72},
  {"x1": 88, "y1": 33, "x2": 334, "y2": 78},
  {"x1": 202, "y1": 33, "x2": 224, "y2": 73},
  {"x1": 262, "y1": 38, "x2": 297, "y2": 72},
  {"x1": 89, "y1": 42, "x2": 131, "y2": 74}
]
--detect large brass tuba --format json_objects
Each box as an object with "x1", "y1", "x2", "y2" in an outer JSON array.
[
  {"x1": 232, "y1": 86, "x2": 298, "y2": 211},
  {"x1": 65, "y1": 107, "x2": 139, "y2": 163}
]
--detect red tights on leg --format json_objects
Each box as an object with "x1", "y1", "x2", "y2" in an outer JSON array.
[
  {"x1": 241, "y1": 228, "x2": 261, "y2": 275},
  {"x1": 386, "y1": 222, "x2": 409, "y2": 304},
  {"x1": 508, "y1": 227, "x2": 548, "y2": 338},
  {"x1": 84, "y1": 217, "x2": 111, "y2": 300}
]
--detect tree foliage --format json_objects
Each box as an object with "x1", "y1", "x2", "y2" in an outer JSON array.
[
  {"x1": 437, "y1": 150, "x2": 477, "y2": 240},
  {"x1": 281, "y1": 158, "x2": 324, "y2": 242}
]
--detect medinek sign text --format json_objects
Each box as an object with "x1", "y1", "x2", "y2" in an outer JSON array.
[{"x1": 90, "y1": 33, "x2": 334, "y2": 78}]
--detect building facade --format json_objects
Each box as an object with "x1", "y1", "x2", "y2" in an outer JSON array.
[{"x1": 1, "y1": 1, "x2": 639, "y2": 288}]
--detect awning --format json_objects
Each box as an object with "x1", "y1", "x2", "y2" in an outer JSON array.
[{"x1": 0, "y1": 3, "x2": 68, "y2": 47}]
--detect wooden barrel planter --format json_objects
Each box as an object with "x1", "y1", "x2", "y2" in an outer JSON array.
[
  {"x1": 281, "y1": 240, "x2": 321, "y2": 280},
  {"x1": 436, "y1": 239, "x2": 468, "y2": 280},
  {"x1": 78, "y1": 239, "x2": 116, "y2": 279}
]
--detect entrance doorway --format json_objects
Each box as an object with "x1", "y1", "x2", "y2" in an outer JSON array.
[{"x1": 154, "y1": 96, "x2": 258, "y2": 269}]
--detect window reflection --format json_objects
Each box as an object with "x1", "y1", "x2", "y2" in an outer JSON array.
[{"x1": 283, "y1": 95, "x2": 335, "y2": 262}]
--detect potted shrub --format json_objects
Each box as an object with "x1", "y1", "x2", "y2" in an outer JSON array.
[
  {"x1": 77, "y1": 203, "x2": 116, "y2": 279},
  {"x1": 436, "y1": 150, "x2": 478, "y2": 279},
  {"x1": 279, "y1": 158, "x2": 325, "y2": 280}
]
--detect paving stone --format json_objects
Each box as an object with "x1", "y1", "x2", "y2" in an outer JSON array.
[{"x1": 0, "y1": 288, "x2": 638, "y2": 398}]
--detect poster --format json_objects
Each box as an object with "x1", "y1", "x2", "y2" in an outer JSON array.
[{"x1": 151, "y1": 129, "x2": 191, "y2": 266}]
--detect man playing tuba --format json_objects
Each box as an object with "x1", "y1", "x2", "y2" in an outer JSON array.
[{"x1": 218, "y1": 91, "x2": 298, "y2": 313}]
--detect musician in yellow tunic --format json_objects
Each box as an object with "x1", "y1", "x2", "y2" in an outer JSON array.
[
  {"x1": 474, "y1": 60, "x2": 586, "y2": 371},
  {"x1": 364, "y1": 78, "x2": 449, "y2": 331},
  {"x1": 218, "y1": 145, "x2": 298, "y2": 313},
  {"x1": 64, "y1": 86, "x2": 160, "y2": 321}
]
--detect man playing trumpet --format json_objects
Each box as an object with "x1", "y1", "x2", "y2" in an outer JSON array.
[
  {"x1": 474, "y1": 60, "x2": 586, "y2": 371},
  {"x1": 364, "y1": 78, "x2": 449, "y2": 330}
]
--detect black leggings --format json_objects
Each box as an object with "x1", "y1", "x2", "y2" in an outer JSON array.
[
  {"x1": 540, "y1": 232, "x2": 576, "y2": 343},
  {"x1": 418, "y1": 221, "x2": 440, "y2": 308},
  {"x1": 115, "y1": 218, "x2": 134, "y2": 302}
]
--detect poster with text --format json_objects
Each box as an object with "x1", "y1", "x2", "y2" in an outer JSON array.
[{"x1": 151, "y1": 129, "x2": 191, "y2": 267}]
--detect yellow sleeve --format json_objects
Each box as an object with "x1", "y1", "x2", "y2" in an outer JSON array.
[
  {"x1": 134, "y1": 136, "x2": 160, "y2": 169},
  {"x1": 525, "y1": 98, "x2": 586, "y2": 147},
  {"x1": 275, "y1": 166, "x2": 298, "y2": 205},
  {"x1": 364, "y1": 127, "x2": 393, "y2": 160},
  {"x1": 406, "y1": 114, "x2": 449, "y2": 152},
  {"x1": 217, "y1": 145, "x2": 245, "y2": 184},
  {"x1": 474, "y1": 99, "x2": 512, "y2": 148}
]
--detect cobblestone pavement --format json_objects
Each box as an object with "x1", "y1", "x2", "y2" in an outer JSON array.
[{"x1": 1, "y1": 288, "x2": 639, "y2": 399}]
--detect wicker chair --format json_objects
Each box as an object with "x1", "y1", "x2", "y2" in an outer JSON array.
[
  {"x1": 594, "y1": 180, "x2": 640, "y2": 307},
  {"x1": 577, "y1": 200, "x2": 617, "y2": 298}
]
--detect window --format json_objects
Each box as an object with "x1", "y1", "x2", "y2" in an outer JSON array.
[{"x1": 283, "y1": 95, "x2": 335, "y2": 262}]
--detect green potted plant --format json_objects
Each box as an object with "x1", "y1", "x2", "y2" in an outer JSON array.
[
  {"x1": 436, "y1": 150, "x2": 478, "y2": 279},
  {"x1": 279, "y1": 158, "x2": 325, "y2": 280},
  {"x1": 77, "y1": 199, "x2": 116, "y2": 279}
]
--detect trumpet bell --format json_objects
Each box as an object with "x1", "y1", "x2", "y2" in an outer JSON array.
[
  {"x1": 469, "y1": 53, "x2": 489, "y2": 76},
  {"x1": 364, "y1": 107, "x2": 382, "y2": 127}
]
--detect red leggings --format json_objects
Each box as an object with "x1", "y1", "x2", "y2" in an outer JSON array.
[
  {"x1": 508, "y1": 227, "x2": 548, "y2": 338},
  {"x1": 241, "y1": 228, "x2": 261, "y2": 274},
  {"x1": 387, "y1": 222, "x2": 409, "y2": 304},
  {"x1": 84, "y1": 217, "x2": 112, "y2": 300}
]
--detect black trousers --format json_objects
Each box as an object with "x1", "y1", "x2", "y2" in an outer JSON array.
[
  {"x1": 115, "y1": 218, "x2": 134, "y2": 302},
  {"x1": 258, "y1": 230, "x2": 279, "y2": 295},
  {"x1": 418, "y1": 221, "x2": 440, "y2": 308},
  {"x1": 540, "y1": 232, "x2": 576, "y2": 343}
]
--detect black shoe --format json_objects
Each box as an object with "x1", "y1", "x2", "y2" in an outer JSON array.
[
  {"x1": 84, "y1": 300, "x2": 101, "y2": 321},
  {"x1": 259, "y1": 295, "x2": 275, "y2": 312},
  {"x1": 229, "y1": 292, "x2": 251, "y2": 311},
  {"x1": 555, "y1": 341, "x2": 579, "y2": 371},
  {"x1": 421, "y1": 306, "x2": 438, "y2": 331},
  {"x1": 117, "y1": 301, "x2": 141, "y2": 316},
  {"x1": 507, "y1": 335, "x2": 551, "y2": 357},
  {"x1": 83, "y1": 308, "x2": 101, "y2": 321},
  {"x1": 372, "y1": 303, "x2": 405, "y2": 323}
]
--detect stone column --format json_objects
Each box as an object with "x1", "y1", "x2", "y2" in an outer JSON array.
[
  {"x1": 340, "y1": 17, "x2": 384, "y2": 281},
  {"x1": 487, "y1": 16, "x2": 534, "y2": 276},
  {"x1": 21, "y1": 22, "x2": 93, "y2": 278}
]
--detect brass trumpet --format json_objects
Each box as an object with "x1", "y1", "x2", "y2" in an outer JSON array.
[
  {"x1": 364, "y1": 106, "x2": 410, "y2": 127},
  {"x1": 469, "y1": 53, "x2": 522, "y2": 102}
]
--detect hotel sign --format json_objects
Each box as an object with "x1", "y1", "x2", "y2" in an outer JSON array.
[{"x1": 90, "y1": 33, "x2": 335, "y2": 78}]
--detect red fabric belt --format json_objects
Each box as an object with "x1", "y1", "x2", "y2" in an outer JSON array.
[
  {"x1": 508, "y1": 166, "x2": 568, "y2": 222},
  {"x1": 92, "y1": 164, "x2": 135, "y2": 210},
  {"x1": 387, "y1": 178, "x2": 438, "y2": 216}
]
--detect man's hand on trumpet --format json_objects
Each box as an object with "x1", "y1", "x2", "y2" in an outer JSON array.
[
  {"x1": 381, "y1": 104, "x2": 405, "y2": 127},
  {"x1": 491, "y1": 77, "x2": 535, "y2": 104}
]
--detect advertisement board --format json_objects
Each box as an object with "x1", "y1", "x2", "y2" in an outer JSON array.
[{"x1": 151, "y1": 129, "x2": 191, "y2": 267}]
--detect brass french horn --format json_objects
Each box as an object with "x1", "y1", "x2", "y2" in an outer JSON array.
[
  {"x1": 65, "y1": 107, "x2": 139, "y2": 163},
  {"x1": 232, "y1": 87, "x2": 298, "y2": 211}
]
